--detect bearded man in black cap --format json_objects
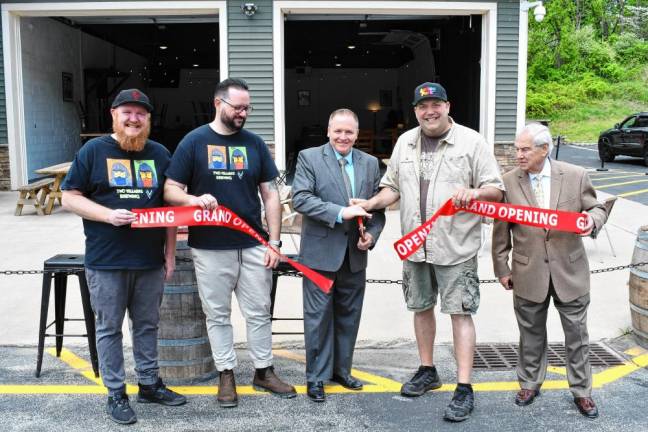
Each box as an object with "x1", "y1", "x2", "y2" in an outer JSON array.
[
  {"x1": 62, "y1": 89, "x2": 186, "y2": 425},
  {"x1": 355, "y1": 82, "x2": 504, "y2": 422}
]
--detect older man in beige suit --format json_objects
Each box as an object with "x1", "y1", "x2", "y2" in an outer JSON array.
[{"x1": 492, "y1": 123, "x2": 607, "y2": 419}]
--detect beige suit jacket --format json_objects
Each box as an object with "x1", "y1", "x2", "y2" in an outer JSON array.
[{"x1": 492, "y1": 160, "x2": 607, "y2": 303}]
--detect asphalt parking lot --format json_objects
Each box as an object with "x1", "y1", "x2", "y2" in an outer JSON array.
[
  {"x1": 2, "y1": 335, "x2": 648, "y2": 432},
  {"x1": 556, "y1": 144, "x2": 648, "y2": 205}
]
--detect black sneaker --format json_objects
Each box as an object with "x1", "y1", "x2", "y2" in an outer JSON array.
[
  {"x1": 137, "y1": 378, "x2": 187, "y2": 406},
  {"x1": 400, "y1": 366, "x2": 442, "y2": 397},
  {"x1": 106, "y1": 391, "x2": 137, "y2": 425},
  {"x1": 443, "y1": 386, "x2": 475, "y2": 422}
]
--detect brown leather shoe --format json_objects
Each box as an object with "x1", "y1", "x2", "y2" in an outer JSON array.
[
  {"x1": 217, "y1": 369, "x2": 238, "y2": 408},
  {"x1": 514, "y1": 389, "x2": 540, "y2": 406},
  {"x1": 253, "y1": 366, "x2": 297, "y2": 399},
  {"x1": 574, "y1": 397, "x2": 599, "y2": 418}
]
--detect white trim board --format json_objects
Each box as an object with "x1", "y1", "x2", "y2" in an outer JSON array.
[
  {"x1": 273, "y1": 1, "x2": 498, "y2": 170},
  {"x1": 517, "y1": 8, "x2": 529, "y2": 133},
  {"x1": 2, "y1": 1, "x2": 228, "y2": 189}
]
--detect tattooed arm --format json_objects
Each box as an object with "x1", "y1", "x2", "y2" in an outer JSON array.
[{"x1": 259, "y1": 179, "x2": 281, "y2": 268}]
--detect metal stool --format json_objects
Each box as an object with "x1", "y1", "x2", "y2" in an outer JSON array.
[
  {"x1": 270, "y1": 254, "x2": 304, "y2": 336},
  {"x1": 36, "y1": 254, "x2": 99, "y2": 378}
]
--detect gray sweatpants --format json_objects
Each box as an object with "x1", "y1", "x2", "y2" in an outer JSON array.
[
  {"x1": 85, "y1": 267, "x2": 165, "y2": 396},
  {"x1": 191, "y1": 245, "x2": 273, "y2": 371}
]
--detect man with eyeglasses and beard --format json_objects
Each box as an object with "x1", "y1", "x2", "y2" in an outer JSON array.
[
  {"x1": 165, "y1": 78, "x2": 296, "y2": 408},
  {"x1": 62, "y1": 89, "x2": 186, "y2": 425}
]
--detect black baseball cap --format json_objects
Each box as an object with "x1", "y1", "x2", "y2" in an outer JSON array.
[
  {"x1": 412, "y1": 82, "x2": 448, "y2": 106},
  {"x1": 111, "y1": 89, "x2": 153, "y2": 112}
]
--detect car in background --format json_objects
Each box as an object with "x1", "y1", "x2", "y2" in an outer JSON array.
[{"x1": 598, "y1": 113, "x2": 648, "y2": 166}]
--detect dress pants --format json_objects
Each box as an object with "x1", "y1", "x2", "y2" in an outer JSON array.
[
  {"x1": 514, "y1": 281, "x2": 592, "y2": 398},
  {"x1": 303, "y1": 254, "x2": 366, "y2": 383}
]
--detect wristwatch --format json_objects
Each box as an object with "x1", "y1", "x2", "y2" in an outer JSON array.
[{"x1": 268, "y1": 240, "x2": 282, "y2": 247}]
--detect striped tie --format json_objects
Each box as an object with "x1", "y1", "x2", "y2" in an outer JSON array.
[{"x1": 339, "y1": 158, "x2": 353, "y2": 199}]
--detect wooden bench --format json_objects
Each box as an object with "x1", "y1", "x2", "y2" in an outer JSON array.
[{"x1": 15, "y1": 178, "x2": 55, "y2": 216}]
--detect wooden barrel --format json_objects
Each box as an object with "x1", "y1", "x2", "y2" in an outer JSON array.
[
  {"x1": 630, "y1": 225, "x2": 648, "y2": 348},
  {"x1": 158, "y1": 237, "x2": 217, "y2": 383}
]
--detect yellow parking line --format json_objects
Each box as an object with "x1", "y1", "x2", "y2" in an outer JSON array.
[
  {"x1": 273, "y1": 349, "x2": 402, "y2": 392},
  {"x1": 625, "y1": 347, "x2": 647, "y2": 356},
  {"x1": 618, "y1": 188, "x2": 648, "y2": 198},
  {"x1": 592, "y1": 353, "x2": 648, "y2": 387},
  {"x1": 546, "y1": 366, "x2": 567, "y2": 375},
  {"x1": 47, "y1": 348, "x2": 103, "y2": 386},
  {"x1": 591, "y1": 174, "x2": 645, "y2": 181},
  {"x1": 0, "y1": 385, "x2": 107, "y2": 394},
  {"x1": 595, "y1": 179, "x2": 648, "y2": 189},
  {"x1": 2, "y1": 348, "x2": 646, "y2": 395}
]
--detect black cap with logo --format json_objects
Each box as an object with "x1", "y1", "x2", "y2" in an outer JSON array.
[
  {"x1": 412, "y1": 82, "x2": 448, "y2": 106},
  {"x1": 111, "y1": 89, "x2": 153, "y2": 112}
]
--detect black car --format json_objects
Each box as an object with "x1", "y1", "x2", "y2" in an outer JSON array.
[{"x1": 598, "y1": 112, "x2": 648, "y2": 166}]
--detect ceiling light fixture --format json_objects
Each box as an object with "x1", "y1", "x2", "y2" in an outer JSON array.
[
  {"x1": 159, "y1": 45, "x2": 168, "y2": 50},
  {"x1": 335, "y1": 63, "x2": 342, "y2": 67},
  {"x1": 347, "y1": 45, "x2": 356, "y2": 50},
  {"x1": 193, "y1": 64, "x2": 200, "y2": 67}
]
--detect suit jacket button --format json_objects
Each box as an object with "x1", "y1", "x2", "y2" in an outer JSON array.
[{"x1": 544, "y1": 258, "x2": 549, "y2": 263}]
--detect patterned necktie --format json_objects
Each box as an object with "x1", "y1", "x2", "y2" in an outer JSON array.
[
  {"x1": 339, "y1": 158, "x2": 353, "y2": 199},
  {"x1": 532, "y1": 175, "x2": 545, "y2": 208}
]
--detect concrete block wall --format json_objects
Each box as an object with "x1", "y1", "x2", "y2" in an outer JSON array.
[{"x1": 21, "y1": 17, "x2": 83, "y2": 180}]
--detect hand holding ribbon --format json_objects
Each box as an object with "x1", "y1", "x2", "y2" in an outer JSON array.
[
  {"x1": 131, "y1": 205, "x2": 334, "y2": 293},
  {"x1": 394, "y1": 199, "x2": 591, "y2": 260}
]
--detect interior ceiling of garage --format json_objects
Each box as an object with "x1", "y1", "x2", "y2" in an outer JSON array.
[
  {"x1": 284, "y1": 14, "x2": 477, "y2": 69},
  {"x1": 53, "y1": 16, "x2": 220, "y2": 86}
]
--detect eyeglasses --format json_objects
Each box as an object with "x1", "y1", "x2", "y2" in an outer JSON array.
[{"x1": 219, "y1": 98, "x2": 254, "y2": 114}]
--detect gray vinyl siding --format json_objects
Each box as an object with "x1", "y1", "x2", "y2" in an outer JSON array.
[
  {"x1": 0, "y1": 0, "x2": 521, "y2": 147},
  {"x1": 0, "y1": 17, "x2": 6, "y2": 144},
  {"x1": 495, "y1": 0, "x2": 520, "y2": 141},
  {"x1": 227, "y1": 0, "x2": 274, "y2": 143}
]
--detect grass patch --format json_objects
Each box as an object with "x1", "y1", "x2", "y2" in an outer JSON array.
[
  {"x1": 529, "y1": 67, "x2": 648, "y2": 143},
  {"x1": 552, "y1": 99, "x2": 647, "y2": 142}
]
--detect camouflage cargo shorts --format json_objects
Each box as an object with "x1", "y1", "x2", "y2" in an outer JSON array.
[{"x1": 401, "y1": 256, "x2": 480, "y2": 315}]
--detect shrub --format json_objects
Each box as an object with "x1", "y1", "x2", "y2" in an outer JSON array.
[
  {"x1": 577, "y1": 74, "x2": 611, "y2": 97},
  {"x1": 612, "y1": 33, "x2": 648, "y2": 65}
]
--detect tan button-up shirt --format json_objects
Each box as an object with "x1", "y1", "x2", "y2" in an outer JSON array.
[{"x1": 380, "y1": 120, "x2": 504, "y2": 265}]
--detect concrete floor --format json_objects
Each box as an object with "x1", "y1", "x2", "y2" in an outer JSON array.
[{"x1": 0, "y1": 186, "x2": 645, "y2": 347}]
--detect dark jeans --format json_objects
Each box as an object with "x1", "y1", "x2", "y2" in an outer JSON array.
[{"x1": 85, "y1": 267, "x2": 164, "y2": 396}]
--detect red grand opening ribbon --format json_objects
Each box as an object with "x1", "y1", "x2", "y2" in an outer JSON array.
[
  {"x1": 131, "y1": 205, "x2": 333, "y2": 293},
  {"x1": 394, "y1": 199, "x2": 590, "y2": 260}
]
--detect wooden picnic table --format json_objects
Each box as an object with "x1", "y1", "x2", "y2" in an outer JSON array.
[{"x1": 34, "y1": 162, "x2": 72, "y2": 215}]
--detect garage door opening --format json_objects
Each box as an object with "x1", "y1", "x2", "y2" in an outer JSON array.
[
  {"x1": 283, "y1": 14, "x2": 481, "y2": 172},
  {"x1": 19, "y1": 15, "x2": 219, "y2": 179},
  {"x1": 3, "y1": 2, "x2": 227, "y2": 188}
]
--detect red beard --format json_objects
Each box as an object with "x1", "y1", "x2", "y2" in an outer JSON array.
[{"x1": 112, "y1": 116, "x2": 151, "y2": 152}]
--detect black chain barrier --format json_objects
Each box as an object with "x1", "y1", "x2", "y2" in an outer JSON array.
[{"x1": 2, "y1": 261, "x2": 647, "y2": 285}]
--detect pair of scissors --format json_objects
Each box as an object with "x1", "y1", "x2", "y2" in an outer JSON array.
[{"x1": 357, "y1": 216, "x2": 367, "y2": 241}]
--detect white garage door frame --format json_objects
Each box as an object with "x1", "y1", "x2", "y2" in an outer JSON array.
[
  {"x1": 2, "y1": 1, "x2": 228, "y2": 189},
  {"x1": 272, "y1": 1, "x2": 498, "y2": 170}
]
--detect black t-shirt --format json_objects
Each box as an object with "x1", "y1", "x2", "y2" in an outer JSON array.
[
  {"x1": 61, "y1": 136, "x2": 170, "y2": 270},
  {"x1": 165, "y1": 125, "x2": 279, "y2": 250}
]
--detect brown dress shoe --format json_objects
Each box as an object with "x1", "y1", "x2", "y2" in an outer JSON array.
[
  {"x1": 515, "y1": 389, "x2": 540, "y2": 406},
  {"x1": 217, "y1": 369, "x2": 238, "y2": 408},
  {"x1": 253, "y1": 366, "x2": 297, "y2": 399},
  {"x1": 574, "y1": 397, "x2": 599, "y2": 418}
]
